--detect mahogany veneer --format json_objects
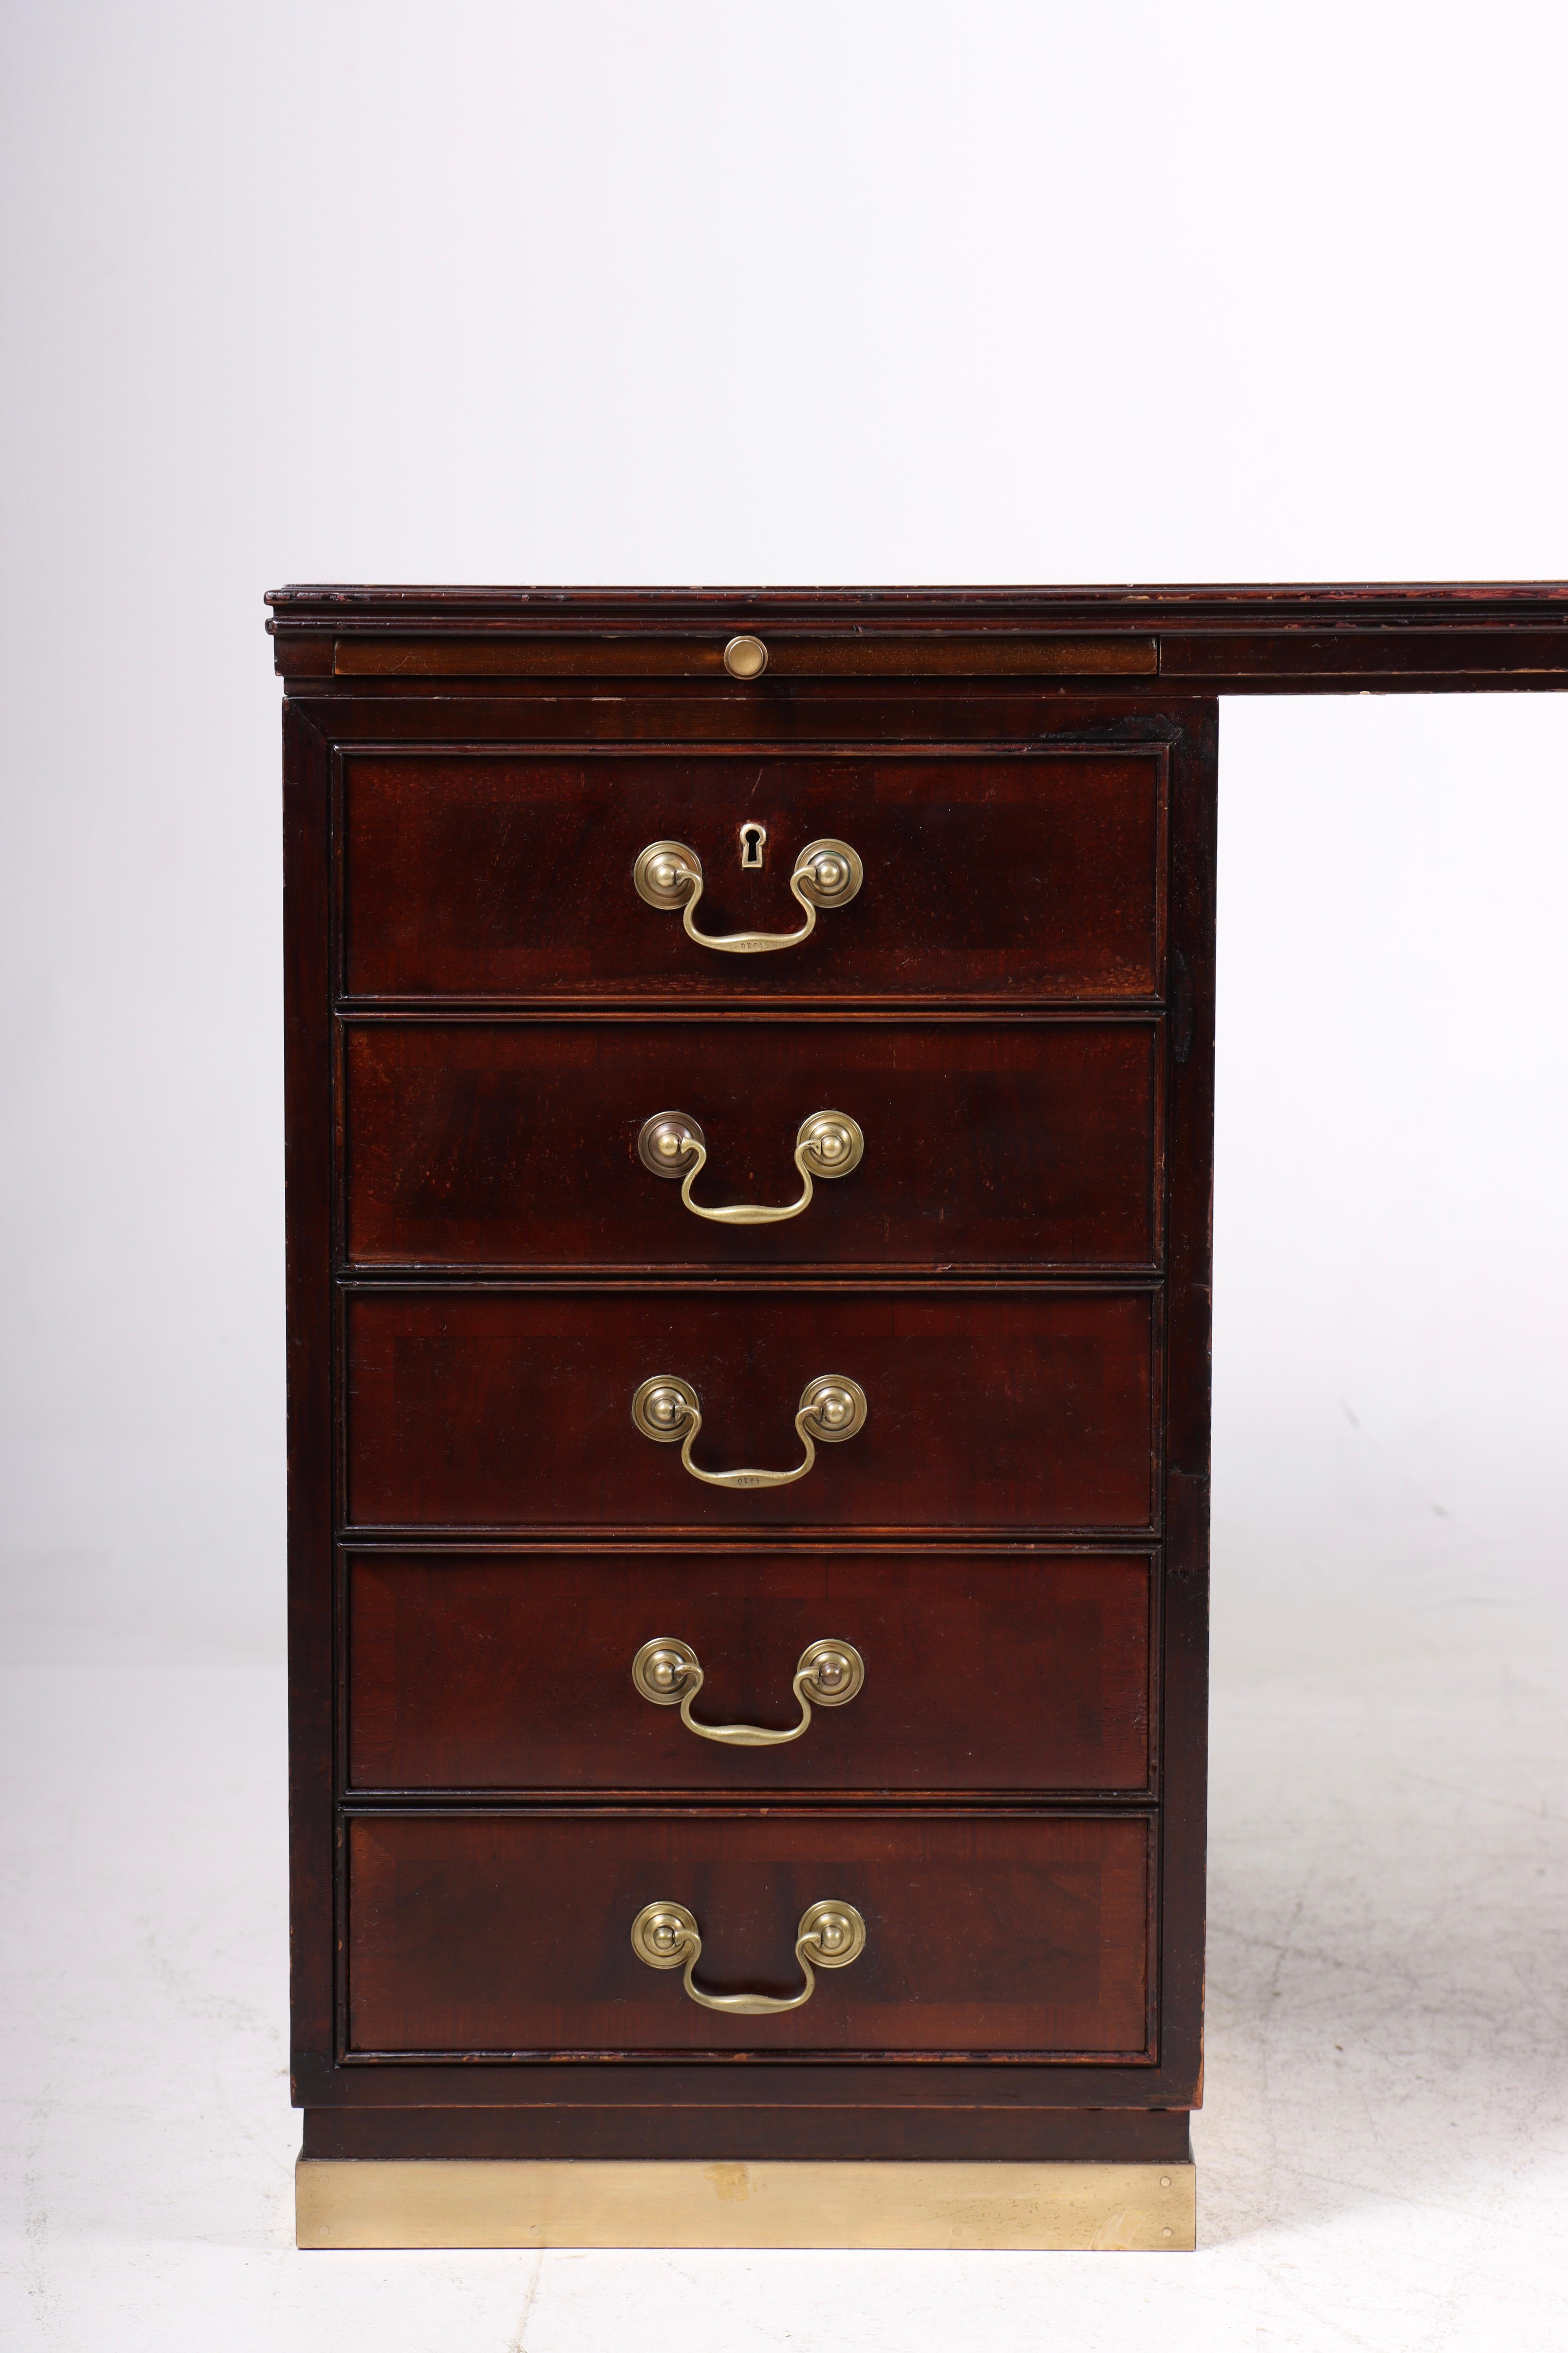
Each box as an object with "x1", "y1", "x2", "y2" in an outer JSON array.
[
  {"x1": 343, "y1": 1549, "x2": 1156, "y2": 1797},
  {"x1": 344, "y1": 1812, "x2": 1153, "y2": 2059},
  {"x1": 342, "y1": 1285, "x2": 1158, "y2": 1533},
  {"x1": 341, "y1": 749, "x2": 1166, "y2": 1001},
  {"x1": 341, "y1": 1016, "x2": 1162, "y2": 1272}
]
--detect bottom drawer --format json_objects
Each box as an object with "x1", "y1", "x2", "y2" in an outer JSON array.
[{"x1": 345, "y1": 1812, "x2": 1154, "y2": 2060}]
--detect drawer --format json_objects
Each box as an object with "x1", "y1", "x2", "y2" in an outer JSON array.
[
  {"x1": 342, "y1": 1017, "x2": 1162, "y2": 1271},
  {"x1": 341, "y1": 749, "x2": 1166, "y2": 1002},
  {"x1": 344, "y1": 1812, "x2": 1154, "y2": 2058},
  {"x1": 343, "y1": 1287, "x2": 1158, "y2": 1532},
  {"x1": 343, "y1": 1550, "x2": 1155, "y2": 1795}
]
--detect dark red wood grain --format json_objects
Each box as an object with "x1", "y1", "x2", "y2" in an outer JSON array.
[
  {"x1": 282, "y1": 701, "x2": 337, "y2": 2089},
  {"x1": 1158, "y1": 703, "x2": 1217, "y2": 2102},
  {"x1": 343, "y1": 1549, "x2": 1155, "y2": 1796},
  {"x1": 332, "y1": 634, "x2": 1161, "y2": 680},
  {"x1": 342, "y1": 1287, "x2": 1158, "y2": 1532},
  {"x1": 341, "y1": 1017, "x2": 1162, "y2": 1271},
  {"x1": 300, "y1": 2102, "x2": 1194, "y2": 2163},
  {"x1": 340, "y1": 749, "x2": 1165, "y2": 1001},
  {"x1": 344, "y1": 1811, "x2": 1153, "y2": 2059}
]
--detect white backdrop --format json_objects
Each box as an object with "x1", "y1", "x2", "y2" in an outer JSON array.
[
  {"x1": 2, "y1": 0, "x2": 1562, "y2": 1665},
  {"x1": 2, "y1": 5, "x2": 1565, "y2": 2347}
]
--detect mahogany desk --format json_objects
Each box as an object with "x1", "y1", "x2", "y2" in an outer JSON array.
[{"x1": 265, "y1": 582, "x2": 1567, "y2": 2249}]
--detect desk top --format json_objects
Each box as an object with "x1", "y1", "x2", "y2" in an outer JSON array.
[{"x1": 266, "y1": 582, "x2": 1568, "y2": 695}]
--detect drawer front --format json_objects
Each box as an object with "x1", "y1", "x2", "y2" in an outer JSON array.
[
  {"x1": 344, "y1": 1550, "x2": 1155, "y2": 1796},
  {"x1": 342, "y1": 751, "x2": 1166, "y2": 1002},
  {"x1": 343, "y1": 1289, "x2": 1158, "y2": 1532},
  {"x1": 344, "y1": 1813, "x2": 1153, "y2": 2058},
  {"x1": 343, "y1": 1018, "x2": 1162, "y2": 1271}
]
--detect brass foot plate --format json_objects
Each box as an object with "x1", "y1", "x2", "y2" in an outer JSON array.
[{"x1": 296, "y1": 2157, "x2": 1196, "y2": 2250}]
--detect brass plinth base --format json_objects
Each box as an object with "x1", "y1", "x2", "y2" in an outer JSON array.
[{"x1": 296, "y1": 2156, "x2": 1196, "y2": 2250}]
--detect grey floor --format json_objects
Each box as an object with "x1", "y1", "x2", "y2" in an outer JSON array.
[{"x1": 4, "y1": 1469, "x2": 1564, "y2": 2353}]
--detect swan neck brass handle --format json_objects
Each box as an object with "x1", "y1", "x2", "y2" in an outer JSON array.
[
  {"x1": 631, "y1": 1898, "x2": 866, "y2": 2014},
  {"x1": 633, "y1": 1636, "x2": 865, "y2": 1746},
  {"x1": 631, "y1": 1374, "x2": 867, "y2": 1489},
  {"x1": 638, "y1": 1111, "x2": 864, "y2": 1226},
  {"x1": 633, "y1": 838, "x2": 862, "y2": 954}
]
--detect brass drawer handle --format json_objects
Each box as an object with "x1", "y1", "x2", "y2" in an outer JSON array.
[
  {"x1": 631, "y1": 1897, "x2": 866, "y2": 2014},
  {"x1": 631, "y1": 1373, "x2": 867, "y2": 1489},
  {"x1": 632, "y1": 1635, "x2": 865, "y2": 1746},
  {"x1": 633, "y1": 837, "x2": 862, "y2": 954},
  {"x1": 638, "y1": 1109, "x2": 864, "y2": 1225}
]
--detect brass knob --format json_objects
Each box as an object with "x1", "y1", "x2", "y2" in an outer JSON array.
[
  {"x1": 632, "y1": 1634, "x2": 865, "y2": 1744},
  {"x1": 794, "y1": 839, "x2": 863, "y2": 909},
  {"x1": 723, "y1": 635, "x2": 769, "y2": 679},
  {"x1": 633, "y1": 1639, "x2": 699, "y2": 1698},
  {"x1": 631, "y1": 1896, "x2": 866, "y2": 2013},
  {"x1": 630, "y1": 1373, "x2": 867, "y2": 1487},
  {"x1": 808, "y1": 1905, "x2": 858, "y2": 1961},
  {"x1": 633, "y1": 844, "x2": 698, "y2": 907},
  {"x1": 632, "y1": 1377, "x2": 700, "y2": 1440},
  {"x1": 636, "y1": 1112, "x2": 705, "y2": 1178},
  {"x1": 804, "y1": 1374, "x2": 869, "y2": 1443},
  {"x1": 809, "y1": 1383, "x2": 856, "y2": 1434},
  {"x1": 631, "y1": 1902, "x2": 699, "y2": 1965}
]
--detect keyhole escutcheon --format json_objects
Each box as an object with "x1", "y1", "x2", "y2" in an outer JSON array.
[{"x1": 740, "y1": 823, "x2": 767, "y2": 870}]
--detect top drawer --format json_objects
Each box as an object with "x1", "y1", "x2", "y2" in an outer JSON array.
[{"x1": 341, "y1": 748, "x2": 1167, "y2": 1002}]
